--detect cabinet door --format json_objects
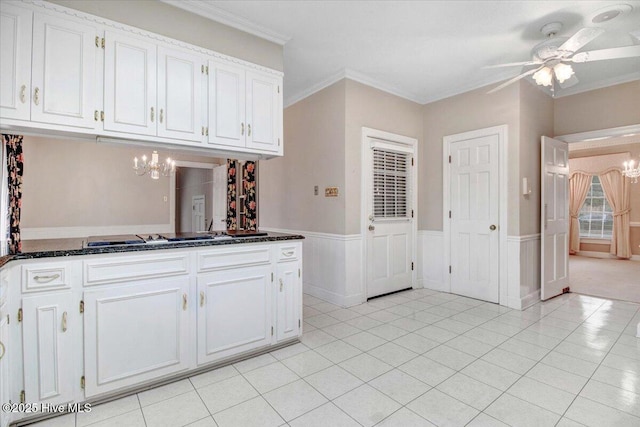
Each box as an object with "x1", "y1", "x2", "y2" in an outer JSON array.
[
  {"x1": 158, "y1": 46, "x2": 202, "y2": 142},
  {"x1": 31, "y1": 13, "x2": 96, "y2": 128},
  {"x1": 197, "y1": 265, "x2": 271, "y2": 365},
  {"x1": 22, "y1": 292, "x2": 76, "y2": 406},
  {"x1": 0, "y1": 315, "x2": 9, "y2": 427},
  {"x1": 83, "y1": 277, "x2": 189, "y2": 397},
  {"x1": 0, "y1": 3, "x2": 32, "y2": 121},
  {"x1": 207, "y1": 61, "x2": 245, "y2": 148},
  {"x1": 246, "y1": 71, "x2": 280, "y2": 152},
  {"x1": 103, "y1": 31, "x2": 157, "y2": 136},
  {"x1": 276, "y1": 261, "x2": 301, "y2": 342}
]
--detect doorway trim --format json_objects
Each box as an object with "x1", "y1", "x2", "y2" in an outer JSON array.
[
  {"x1": 361, "y1": 127, "x2": 418, "y2": 301},
  {"x1": 171, "y1": 160, "x2": 218, "y2": 232},
  {"x1": 443, "y1": 125, "x2": 509, "y2": 305}
]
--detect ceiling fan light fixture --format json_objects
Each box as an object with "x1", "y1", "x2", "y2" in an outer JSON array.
[
  {"x1": 553, "y1": 63, "x2": 574, "y2": 83},
  {"x1": 533, "y1": 67, "x2": 553, "y2": 86}
]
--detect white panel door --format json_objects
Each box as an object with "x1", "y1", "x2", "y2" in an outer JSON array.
[
  {"x1": 0, "y1": 314, "x2": 9, "y2": 427},
  {"x1": 449, "y1": 135, "x2": 499, "y2": 303},
  {"x1": 197, "y1": 266, "x2": 271, "y2": 365},
  {"x1": 276, "y1": 261, "x2": 301, "y2": 342},
  {"x1": 157, "y1": 46, "x2": 202, "y2": 141},
  {"x1": 83, "y1": 277, "x2": 190, "y2": 397},
  {"x1": 0, "y1": 3, "x2": 32, "y2": 120},
  {"x1": 208, "y1": 61, "x2": 245, "y2": 148},
  {"x1": 541, "y1": 136, "x2": 570, "y2": 300},
  {"x1": 246, "y1": 71, "x2": 280, "y2": 152},
  {"x1": 192, "y1": 195, "x2": 205, "y2": 232},
  {"x1": 31, "y1": 13, "x2": 96, "y2": 128},
  {"x1": 22, "y1": 292, "x2": 76, "y2": 405},
  {"x1": 104, "y1": 31, "x2": 157, "y2": 136},
  {"x1": 366, "y1": 143, "x2": 414, "y2": 298},
  {"x1": 212, "y1": 164, "x2": 227, "y2": 231}
]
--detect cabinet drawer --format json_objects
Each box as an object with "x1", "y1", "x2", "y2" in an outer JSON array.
[
  {"x1": 197, "y1": 245, "x2": 271, "y2": 272},
  {"x1": 21, "y1": 261, "x2": 76, "y2": 292},
  {"x1": 277, "y1": 244, "x2": 299, "y2": 262},
  {"x1": 84, "y1": 253, "x2": 189, "y2": 286}
]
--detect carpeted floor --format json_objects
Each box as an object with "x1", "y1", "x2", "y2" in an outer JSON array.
[{"x1": 569, "y1": 255, "x2": 640, "y2": 303}]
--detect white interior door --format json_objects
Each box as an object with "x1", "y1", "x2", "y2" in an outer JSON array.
[
  {"x1": 449, "y1": 135, "x2": 500, "y2": 303},
  {"x1": 541, "y1": 136, "x2": 570, "y2": 300},
  {"x1": 365, "y1": 138, "x2": 415, "y2": 299},
  {"x1": 192, "y1": 195, "x2": 205, "y2": 232},
  {"x1": 212, "y1": 165, "x2": 227, "y2": 231}
]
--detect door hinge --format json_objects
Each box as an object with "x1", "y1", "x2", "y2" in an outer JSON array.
[
  {"x1": 411, "y1": 157, "x2": 414, "y2": 166},
  {"x1": 206, "y1": 66, "x2": 209, "y2": 74},
  {"x1": 81, "y1": 376, "x2": 85, "y2": 389},
  {"x1": 201, "y1": 64, "x2": 205, "y2": 74},
  {"x1": 448, "y1": 155, "x2": 452, "y2": 163},
  {"x1": 95, "y1": 36, "x2": 100, "y2": 48},
  {"x1": 411, "y1": 210, "x2": 414, "y2": 218},
  {"x1": 205, "y1": 127, "x2": 209, "y2": 136},
  {"x1": 411, "y1": 262, "x2": 414, "y2": 271},
  {"x1": 271, "y1": 326, "x2": 274, "y2": 336},
  {"x1": 100, "y1": 111, "x2": 104, "y2": 122},
  {"x1": 271, "y1": 272, "x2": 274, "y2": 282},
  {"x1": 449, "y1": 210, "x2": 451, "y2": 219},
  {"x1": 298, "y1": 319, "x2": 301, "y2": 328},
  {"x1": 79, "y1": 300, "x2": 84, "y2": 314},
  {"x1": 6, "y1": 314, "x2": 9, "y2": 325},
  {"x1": 100, "y1": 38, "x2": 105, "y2": 49},
  {"x1": 20, "y1": 390, "x2": 25, "y2": 403},
  {"x1": 449, "y1": 265, "x2": 452, "y2": 274},
  {"x1": 278, "y1": 138, "x2": 281, "y2": 146},
  {"x1": 277, "y1": 85, "x2": 280, "y2": 94},
  {"x1": 298, "y1": 268, "x2": 301, "y2": 278},
  {"x1": 17, "y1": 308, "x2": 22, "y2": 322}
]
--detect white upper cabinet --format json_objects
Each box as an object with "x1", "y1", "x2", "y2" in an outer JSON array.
[
  {"x1": 158, "y1": 46, "x2": 202, "y2": 142},
  {"x1": 103, "y1": 31, "x2": 157, "y2": 136},
  {"x1": 208, "y1": 61, "x2": 282, "y2": 153},
  {"x1": 0, "y1": 3, "x2": 32, "y2": 120},
  {"x1": 31, "y1": 13, "x2": 97, "y2": 128},
  {"x1": 208, "y1": 61, "x2": 246, "y2": 148}
]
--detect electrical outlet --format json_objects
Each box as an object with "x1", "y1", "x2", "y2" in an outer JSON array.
[{"x1": 314, "y1": 185, "x2": 319, "y2": 196}]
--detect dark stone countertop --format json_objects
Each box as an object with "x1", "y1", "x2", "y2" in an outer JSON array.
[{"x1": 4, "y1": 233, "x2": 304, "y2": 264}]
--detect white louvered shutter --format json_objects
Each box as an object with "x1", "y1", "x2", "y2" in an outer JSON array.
[{"x1": 372, "y1": 147, "x2": 411, "y2": 220}]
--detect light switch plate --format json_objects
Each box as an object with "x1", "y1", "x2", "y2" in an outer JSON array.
[{"x1": 325, "y1": 187, "x2": 339, "y2": 197}]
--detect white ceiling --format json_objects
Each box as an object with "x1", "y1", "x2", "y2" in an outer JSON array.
[{"x1": 165, "y1": 1, "x2": 640, "y2": 106}]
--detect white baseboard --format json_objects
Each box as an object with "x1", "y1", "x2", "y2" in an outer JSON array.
[
  {"x1": 575, "y1": 251, "x2": 640, "y2": 261},
  {"x1": 22, "y1": 224, "x2": 173, "y2": 240}
]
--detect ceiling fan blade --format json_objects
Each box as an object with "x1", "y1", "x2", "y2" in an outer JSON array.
[
  {"x1": 571, "y1": 45, "x2": 640, "y2": 63},
  {"x1": 487, "y1": 66, "x2": 543, "y2": 94},
  {"x1": 483, "y1": 61, "x2": 543, "y2": 69},
  {"x1": 559, "y1": 27, "x2": 605, "y2": 53},
  {"x1": 559, "y1": 74, "x2": 579, "y2": 89}
]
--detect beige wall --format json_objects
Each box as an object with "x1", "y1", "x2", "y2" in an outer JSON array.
[
  {"x1": 554, "y1": 81, "x2": 640, "y2": 136},
  {"x1": 421, "y1": 82, "x2": 521, "y2": 234},
  {"x1": 569, "y1": 142, "x2": 640, "y2": 255},
  {"x1": 259, "y1": 80, "x2": 347, "y2": 234},
  {"x1": 21, "y1": 136, "x2": 220, "y2": 232},
  {"x1": 519, "y1": 81, "x2": 554, "y2": 235},
  {"x1": 48, "y1": 0, "x2": 283, "y2": 71},
  {"x1": 344, "y1": 80, "x2": 423, "y2": 234}
]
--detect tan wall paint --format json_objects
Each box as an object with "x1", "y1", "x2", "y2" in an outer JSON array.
[
  {"x1": 344, "y1": 80, "x2": 423, "y2": 235},
  {"x1": 554, "y1": 81, "x2": 640, "y2": 136},
  {"x1": 519, "y1": 82, "x2": 554, "y2": 235},
  {"x1": 47, "y1": 0, "x2": 283, "y2": 71},
  {"x1": 21, "y1": 136, "x2": 220, "y2": 230},
  {"x1": 259, "y1": 80, "x2": 346, "y2": 234},
  {"x1": 570, "y1": 142, "x2": 640, "y2": 255},
  {"x1": 421, "y1": 82, "x2": 521, "y2": 234}
]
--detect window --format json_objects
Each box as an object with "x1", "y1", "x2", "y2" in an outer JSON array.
[
  {"x1": 579, "y1": 176, "x2": 613, "y2": 239},
  {"x1": 373, "y1": 148, "x2": 410, "y2": 219}
]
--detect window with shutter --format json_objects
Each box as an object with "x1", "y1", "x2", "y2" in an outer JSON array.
[{"x1": 372, "y1": 148, "x2": 410, "y2": 219}]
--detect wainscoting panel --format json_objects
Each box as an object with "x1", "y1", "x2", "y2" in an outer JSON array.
[
  {"x1": 506, "y1": 235, "x2": 541, "y2": 310},
  {"x1": 419, "y1": 230, "x2": 447, "y2": 292}
]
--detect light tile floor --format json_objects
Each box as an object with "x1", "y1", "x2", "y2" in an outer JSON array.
[{"x1": 29, "y1": 289, "x2": 640, "y2": 427}]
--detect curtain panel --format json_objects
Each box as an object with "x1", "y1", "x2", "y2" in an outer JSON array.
[
  {"x1": 3, "y1": 134, "x2": 24, "y2": 254},
  {"x1": 569, "y1": 172, "x2": 592, "y2": 254},
  {"x1": 226, "y1": 159, "x2": 238, "y2": 230},
  {"x1": 599, "y1": 169, "x2": 632, "y2": 259}
]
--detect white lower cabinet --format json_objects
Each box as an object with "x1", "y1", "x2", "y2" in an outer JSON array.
[
  {"x1": 0, "y1": 314, "x2": 9, "y2": 427},
  {"x1": 276, "y1": 261, "x2": 301, "y2": 342},
  {"x1": 22, "y1": 292, "x2": 77, "y2": 406},
  {"x1": 83, "y1": 277, "x2": 190, "y2": 397},
  {"x1": 197, "y1": 265, "x2": 272, "y2": 365}
]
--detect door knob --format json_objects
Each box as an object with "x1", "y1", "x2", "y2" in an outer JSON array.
[
  {"x1": 368, "y1": 225, "x2": 375, "y2": 231},
  {"x1": 489, "y1": 224, "x2": 497, "y2": 231}
]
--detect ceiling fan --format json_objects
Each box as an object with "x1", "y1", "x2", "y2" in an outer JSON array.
[{"x1": 486, "y1": 22, "x2": 640, "y2": 94}]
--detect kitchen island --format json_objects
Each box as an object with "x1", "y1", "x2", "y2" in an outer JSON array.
[{"x1": 0, "y1": 232, "x2": 303, "y2": 426}]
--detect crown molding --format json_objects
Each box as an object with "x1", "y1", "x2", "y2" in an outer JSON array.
[
  {"x1": 159, "y1": 0, "x2": 290, "y2": 46},
  {"x1": 557, "y1": 124, "x2": 640, "y2": 144},
  {"x1": 343, "y1": 69, "x2": 424, "y2": 104},
  {"x1": 284, "y1": 70, "x2": 347, "y2": 108},
  {"x1": 553, "y1": 72, "x2": 640, "y2": 98}
]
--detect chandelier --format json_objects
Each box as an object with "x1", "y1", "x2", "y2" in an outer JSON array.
[
  {"x1": 623, "y1": 159, "x2": 640, "y2": 183},
  {"x1": 133, "y1": 151, "x2": 175, "y2": 179},
  {"x1": 532, "y1": 62, "x2": 574, "y2": 87}
]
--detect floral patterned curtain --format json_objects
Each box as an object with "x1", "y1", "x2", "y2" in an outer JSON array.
[
  {"x1": 243, "y1": 161, "x2": 257, "y2": 230},
  {"x1": 226, "y1": 159, "x2": 237, "y2": 230},
  {"x1": 3, "y1": 134, "x2": 24, "y2": 254},
  {"x1": 226, "y1": 160, "x2": 258, "y2": 231}
]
